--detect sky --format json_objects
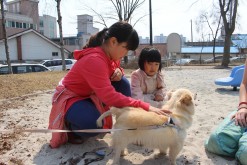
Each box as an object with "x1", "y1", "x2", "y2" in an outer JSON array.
[{"x1": 38, "y1": 0, "x2": 247, "y2": 42}]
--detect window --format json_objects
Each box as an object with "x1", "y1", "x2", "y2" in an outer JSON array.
[
  {"x1": 0, "y1": 67, "x2": 9, "y2": 74},
  {"x1": 6, "y1": 21, "x2": 12, "y2": 27},
  {"x1": 16, "y1": 22, "x2": 20, "y2": 28},
  {"x1": 23, "y1": 23, "x2": 27, "y2": 29},
  {"x1": 33, "y1": 24, "x2": 37, "y2": 30},
  {"x1": 43, "y1": 61, "x2": 52, "y2": 67},
  {"x1": 52, "y1": 52, "x2": 58, "y2": 56},
  {"x1": 40, "y1": 20, "x2": 44, "y2": 27},
  {"x1": 32, "y1": 65, "x2": 47, "y2": 72},
  {"x1": 11, "y1": 21, "x2": 15, "y2": 27},
  {"x1": 16, "y1": 66, "x2": 27, "y2": 73},
  {"x1": 65, "y1": 60, "x2": 72, "y2": 65}
]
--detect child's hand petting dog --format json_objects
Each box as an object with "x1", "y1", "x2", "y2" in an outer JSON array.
[{"x1": 149, "y1": 106, "x2": 171, "y2": 116}]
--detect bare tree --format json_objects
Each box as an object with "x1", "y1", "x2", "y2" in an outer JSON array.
[
  {"x1": 219, "y1": 0, "x2": 238, "y2": 67},
  {"x1": 197, "y1": 10, "x2": 222, "y2": 63},
  {"x1": 195, "y1": 15, "x2": 207, "y2": 64},
  {"x1": 110, "y1": 0, "x2": 145, "y2": 64},
  {"x1": 0, "y1": 0, "x2": 12, "y2": 74},
  {"x1": 55, "y1": 0, "x2": 66, "y2": 71},
  {"x1": 110, "y1": 0, "x2": 145, "y2": 22}
]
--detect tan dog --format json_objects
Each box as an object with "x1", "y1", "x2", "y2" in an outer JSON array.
[{"x1": 97, "y1": 88, "x2": 195, "y2": 165}]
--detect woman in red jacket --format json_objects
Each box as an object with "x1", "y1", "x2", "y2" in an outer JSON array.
[{"x1": 48, "y1": 21, "x2": 171, "y2": 148}]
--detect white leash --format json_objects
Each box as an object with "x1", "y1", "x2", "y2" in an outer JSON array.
[{"x1": 0, "y1": 118, "x2": 178, "y2": 133}]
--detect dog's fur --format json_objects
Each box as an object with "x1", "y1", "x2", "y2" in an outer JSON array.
[{"x1": 96, "y1": 88, "x2": 196, "y2": 165}]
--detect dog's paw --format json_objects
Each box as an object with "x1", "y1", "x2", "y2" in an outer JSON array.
[
  {"x1": 121, "y1": 149, "x2": 129, "y2": 156},
  {"x1": 154, "y1": 152, "x2": 166, "y2": 159}
]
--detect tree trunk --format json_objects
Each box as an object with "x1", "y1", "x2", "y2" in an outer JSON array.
[
  {"x1": 1, "y1": 0, "x2": 12, "y2": 74},
  {"x1": 219, "y1": 0, "x2": 238, "y2": 67},
  {"x1": 213, "y1": 38, "x2": 216, "y2": 63},
  {"x1": 56, "y1": 0, "x2": 66, "y2": 71},
  {"x1": 110, "y1": 0, "x2": 145, "y2": 65},
  {"x1": 221, "y1": 33, "x2": 231, "y2": 67}
]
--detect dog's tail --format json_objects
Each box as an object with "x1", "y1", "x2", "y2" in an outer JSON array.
[{"x1": 96, "y1": 107, "x2": 122, "y2": 127}]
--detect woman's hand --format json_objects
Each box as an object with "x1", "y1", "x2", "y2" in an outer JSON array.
[
  {"x1": 154, "y1": 94, "x2": 164, "y2": 101},
  {"x1": 149, "y1": 106, "x2": 172, "y2": 116},
  {"x1": 231, "y1": 108, "x2": 247, "y2": 127},
  {"x1": 111, "y1": 68, "x2": 122, "y2": 81}
]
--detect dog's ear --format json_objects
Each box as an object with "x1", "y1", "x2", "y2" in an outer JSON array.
[
  {"x1": 165, "y1": 89, "x2": 175, "y2": 101},
  {"x1": 179, "y1": 93, "x2": 192, "y2": 106}
]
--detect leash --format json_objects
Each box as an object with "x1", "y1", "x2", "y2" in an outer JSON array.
[{"x1": 0, "y1": 117, "x2": 178, "y2": 134}]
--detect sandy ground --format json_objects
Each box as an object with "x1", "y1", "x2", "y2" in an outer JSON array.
[{"x1": 0, "y1": 66, "x2": 240, "y2": 165}]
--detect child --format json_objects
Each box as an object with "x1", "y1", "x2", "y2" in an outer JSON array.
[{"x1": 131, "y1": 47, "x2": 167, "y2": 108}]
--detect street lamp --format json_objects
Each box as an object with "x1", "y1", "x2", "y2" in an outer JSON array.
[{"x1": 149, "y1": 0, "x2": 153, "y2": 46}]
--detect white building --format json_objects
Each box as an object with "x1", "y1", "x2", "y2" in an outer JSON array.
[
  {"x1": 0, "y1": 29, "x2": 70, "y2": 62},
  {"x1": 39, "y1": 15, "x2": 57, "y2": 38}
]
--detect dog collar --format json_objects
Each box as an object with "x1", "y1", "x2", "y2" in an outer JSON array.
[
  {"x1": 162, "y1": 117, "x2": 180, "y2": 130},
  {"x1": 168, "y1": 117, "x2": 175, "y2": 125}
]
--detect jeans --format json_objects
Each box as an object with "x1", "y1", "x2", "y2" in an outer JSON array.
[{"x1": 65, "y1": 76, "x2": 131, "y2": 137}]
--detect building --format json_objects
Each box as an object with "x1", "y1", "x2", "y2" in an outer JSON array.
[
  {"x1": 135, "y1": 43, "x2": 167, "y2": 59},
  {"x1": 0, "y1": 29, "x2": 71, "y2": 63},
  {"x1": 154, "y1": 34, "x2": 167, "y2": 43},
  {"x1": 39, "y1": 15, "x2": 57, "y2": 38},
  {"x1": 0, "y1": 0, "x2": 39, "y2": 39},
  {"x1": 180, "y1": 46, "x2": 239, "y2": 60},
  {"x1": 139, "y1": 36, "x2": 150, "y2": 44},
  {"x1": 51, "y1": 14, "x2": 99, "y2": 52},
  {"x1": 52, "y1": 36, "x2": 80, "y2": 54},
  {"x1": 77, "y1": 14, "x2": 99, "y2": 48},
  {"x1": 231, "y1": 34, "x2": 247, "y2": 54}
]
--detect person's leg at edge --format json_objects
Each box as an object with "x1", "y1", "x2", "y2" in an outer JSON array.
[
  {"x1": 65, "y1": 98, "x2": 102, "y2": 143},
  {"x1": 111, "y1": 76, "x2": 131, "y2": 97},
  {"x1": 205, "y1": 111, "x2": 244, "y2": 157},
  {"x1": 235, "y1": 129, "x2": 247, "y2": 165}
]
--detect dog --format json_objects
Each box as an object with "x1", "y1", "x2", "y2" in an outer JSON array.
[{"x1": 96, "y1": 88, "x2": 196, "y2": 165}]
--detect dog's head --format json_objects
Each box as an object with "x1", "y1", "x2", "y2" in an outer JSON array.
[
  {"x1": 165, "y1": 88, "x2": 196, "y2": 115},
  {"x1": 164, "y1": 88, "x2": 196, "y2": 129}
]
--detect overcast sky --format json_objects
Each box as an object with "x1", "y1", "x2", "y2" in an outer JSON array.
[{"x1": 38, "y1": 0, "x2": 247, "y2": 42}]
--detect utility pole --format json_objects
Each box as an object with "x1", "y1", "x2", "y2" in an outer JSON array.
[
  {"x1": 190, "y1": 19, "x2": 193, "y2": 42},
  {"x1": 149, "y1": 0, "x2": 153, "y2": 46}
]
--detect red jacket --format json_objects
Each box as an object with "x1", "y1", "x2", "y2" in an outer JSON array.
[{"x1": 62, "y1": 47, "x2": 149, "y2": 112}]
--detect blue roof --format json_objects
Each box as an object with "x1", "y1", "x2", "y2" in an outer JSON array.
[
  {"x1": 181, "y1": 46, "x2": 239, "y2": 54},
  {"x1": 231, "y1": 34, "x2": 247, "y2": 48}
]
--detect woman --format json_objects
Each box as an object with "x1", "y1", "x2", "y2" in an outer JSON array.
[
  {"x1": 131, "y1": 47, "x2": 167, "y2": 108},
  {"x1": 205, "y1": 60, "x2": 247, "y2": 165},
  {"x1": 48, "y1": 22, "x2": 171, "y2": 148}
]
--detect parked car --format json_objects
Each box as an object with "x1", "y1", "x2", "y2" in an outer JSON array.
[
  {"x1": 230, "y1": 56, "x2": 246, "y2": 62},
  {"x1": 175, "y1": 59, "x2": 197, "y2": 65},
  {"x1": 40, "y1": 59, "x2": 77, "y2": 71},
  {"x1": 0, "y1": 63, "x2": 50, "y2": 75},
  {"x1": 204, "y1": 55, "x2": 232, "y2": 63}
]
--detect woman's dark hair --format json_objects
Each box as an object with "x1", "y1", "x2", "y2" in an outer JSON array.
[
  {"x1": 83, "y1": 21, "x2": 139, "y2": 50},
  {"x1": 138, "y1": 47, "x2": 162, "y2": 72}
]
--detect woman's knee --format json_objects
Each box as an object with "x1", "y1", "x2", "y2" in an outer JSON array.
[
  {"x1": 236, "y1": 132, "x2": 247, "y2": 165},
  {"x1": 112, "y1": 76, "x2": 131, "y2": 96},
  {"x1": 65, "y1": 99, "x2": 101, "y2": 129}
]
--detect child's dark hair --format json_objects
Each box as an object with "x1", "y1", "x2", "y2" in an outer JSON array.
[
  {"x1": 138, "y1": 47, "x2": 162, "y2": 72},
  {"x1": 83, "y1": 21, "x2": 139, "y2": 50}
]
